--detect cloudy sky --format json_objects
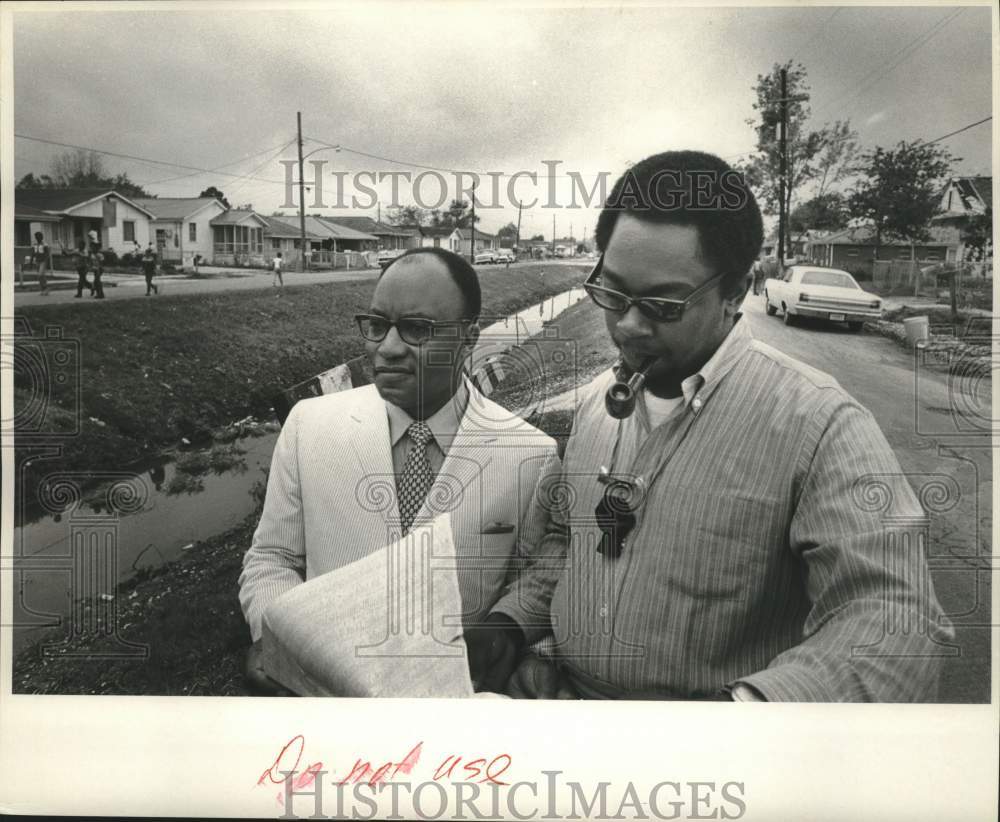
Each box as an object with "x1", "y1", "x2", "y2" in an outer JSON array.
[{"x1": 11, "y1": 1, "x2": 994, "y2": 239}]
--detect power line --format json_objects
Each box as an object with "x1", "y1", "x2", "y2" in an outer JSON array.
[
  {"x1": 787, "y1": 8, "x2": 842, "y2": 66},
  {"x1": 926, "y1": 116, "x2": 992, "y2": 145},
  {"x1": 813, "y1": 8, "x2": 965, "y2": 119},
  {"x1": 14, "y1": 133, "x2": 289, "y2": 185},
  {"x1": 223, "y1": 138, "x2": 298, "y2": 201},
  {"x1": 144, "y1": 139, "x2": 297, "y2": 185}
]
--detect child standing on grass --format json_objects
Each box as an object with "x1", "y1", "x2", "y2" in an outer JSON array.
[
  {"x1": 142, "y1": 243, "x2": 159, "y2": 296},
  {"x1": 272, "y1": 252, "x2": 283, "y2": 288}
]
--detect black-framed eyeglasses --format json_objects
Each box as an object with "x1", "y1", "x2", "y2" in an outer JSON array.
[
  {"x1": 354, "y1": 313, "x2": 475, "y2": 346},
  {"x1": 583, "y1": 254, "x2": 730, "y2": 323}
]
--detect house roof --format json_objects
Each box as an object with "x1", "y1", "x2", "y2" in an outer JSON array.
[
  {"x1": 953, "y1": 176, "x2": 992, "y2": 211},
  {"x1": 454, "y1": 227, "x2": 494, "y2": 240},
  {"x1": 15, "y1": 187, "x2": 156, "y2": 218},
  {"x1": 133, "y1": 197, "x2": 224, "y2": 220},
  {"x1": 270, "y1": 215, "x2": 377, "y2": 241},
  {"x1": 554, "y1": 237, "x2": 577, "y2": 245},
  {"x1": 328, "y1": 216, "x2": 411, "y2": 237},
  {"x1": 14, "y1": 203, "x2": 62, "y2": 222},
  {"x1": 818, "y1": 224, "x2": 962, "y2": 247},
  {"x1": 259, "y1": 215, "x2": 323, "y2": 239},
  {"x1": 420, "y1": 226, "x2": 456, "y2": 238},
  {"x1": 209, "y1": 209, "x2": 268, "y2": 227}
]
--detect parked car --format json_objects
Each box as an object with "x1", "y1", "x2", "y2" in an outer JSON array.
[
  {"x1": 377, "y1": 248, "x2": 405, "y2": 270},
  {"x1": 494, "y1": 249, "x2": 514, "y2": 263},
  {"x1": 763, "y1": 265, "x2": 883, "y2": 332},
  {"x1": 474, "y1": 250, "x2": 497, "y2": 264}
]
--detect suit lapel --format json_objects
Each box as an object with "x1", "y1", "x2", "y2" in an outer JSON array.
[{"x1": 344, "y1": 387, "x2": 398, "y2": 520}]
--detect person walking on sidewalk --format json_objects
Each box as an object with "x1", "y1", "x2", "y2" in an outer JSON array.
[
  {"x1": 89, "y1": 238, "x2": 106, "y2": 299},
  {"x1": 31, "y1": 232, "x2": 52, "y2": 296},
  {"x1": 63, "y1": 239, "x2": 94, "y2": 298},
  {"x1": 272, "y1": 252, "x2": 284, "y2": 288},
  {"x1": 142, "y1": 243, "x2": 159, "y2": 296}
]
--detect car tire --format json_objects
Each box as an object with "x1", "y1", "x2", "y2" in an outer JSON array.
[
  {"x1": 783, "y1": 307, "x2": 796, "y2": 326},
  {"x1": 847, "y1": 321, "x2": 864, "y2": 332},
  {"x1": 764, "y1": 293, "x2": 777, "y2": 316}
]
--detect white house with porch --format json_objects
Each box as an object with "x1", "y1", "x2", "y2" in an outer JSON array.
[
  {"x1": 210, "y1": 210, "x2": 269, "y2": 267},
  {"x1": 134, "y1": 197, "x2": 227, "y2": 267},
  {"x1": 14, "y1": 188, "x2": 155, "y2": 255}
]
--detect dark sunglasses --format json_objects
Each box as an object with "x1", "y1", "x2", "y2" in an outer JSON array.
[
  {"x1": 355, "y1": 313, "x2": 475, "y2": 346},
  {"x1": 583, "y1": 254, "x2": 730, "y2": 323}
]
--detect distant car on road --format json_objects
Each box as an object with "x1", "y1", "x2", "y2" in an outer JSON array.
[
  {"x1": 763, "y1": 265, "x2": 883, "y2": 332},
  {"x1": 494, "y1": 249, "x2": 514, "y2": 264},
  {"x1": 474, "y1": 250, "x2": 497, "y2": 264},
  {"x1": 377, "y1": 249, "x2": 405, "y2": 270}
]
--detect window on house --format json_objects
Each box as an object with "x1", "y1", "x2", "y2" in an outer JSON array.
[
  {"x1": 846, "y1": 249, "x2": 859, "y2": 258},
  {"x1": 898, "y1": 248, "x2": 913, "y2": 260},
  {"x1": 925, "y1": 252, "x2": 940, "y2": 261},
  {"x1": 272, "y1": 238, "x2": 282, "y2": 249},
  {"x1": 15, "y1": 222, "x2": 30, "y2": 246},
  {"x1": 123, "y1": 220, "x2": 136, "y2": 242},
  {"x1": 189, "y1": 223, "x2": 197, "y2": 242}
]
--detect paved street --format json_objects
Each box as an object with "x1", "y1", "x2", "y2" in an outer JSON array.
[
  {"x1": 13, "y1": 265, "x2": 381, "y2": 307},
  {"x1": 742, "y1": 293, "x2": 992, "y2": 703}
]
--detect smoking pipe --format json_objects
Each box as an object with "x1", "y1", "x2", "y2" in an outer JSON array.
[{"x1": 604, "y1": 357, "x2": 656, "y2": 419}]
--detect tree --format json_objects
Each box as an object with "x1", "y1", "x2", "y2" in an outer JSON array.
[
  {"x1": 848, "y1": 140, "x2": 956, "y2": 259},
  {"x1": 789, "y1": 192, "x2": 849, "y2": 235},
  {"x1": 439, "y1": 199, "x2": 479, "y2": 229},
  {"x1": 384, "y1": 204, "x2": 432, "y2": 226},
  {"x1": 530, "y1": 234, "x2": 545, "y2": 241},
  {"x1": 199, "y1": 186, "x2": 231, "y2": 208},
  {"x1": 16, "y1": 149, "x2": 151, "y2": 198},
  {"x1": 740, "y1": 62, "x2": 859, "y2": 251},
  {"x1": 960, "y1": 207, "x2": 993, "y2": 264},
  {"x1": 497, "y1": 222, "x2": 518, "y2": 239}
]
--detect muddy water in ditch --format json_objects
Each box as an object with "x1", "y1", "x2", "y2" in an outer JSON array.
[{"x1": 11, "y1": 287, "x2": 588, "y2": 656}]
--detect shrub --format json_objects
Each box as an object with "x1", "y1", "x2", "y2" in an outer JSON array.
[
  {"x1": 99, "y1": 248, "x2": 120, "y2": 266},
  {"x1": 162, "y1": 262, "x2": 177, "y2": 275}
]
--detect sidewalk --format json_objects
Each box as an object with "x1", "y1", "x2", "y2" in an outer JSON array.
[{"x1": 14, "y1": 265, "x2": 380, "y2": 307}]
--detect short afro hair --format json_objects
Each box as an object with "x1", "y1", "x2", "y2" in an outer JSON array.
[{"x1": 595, "y1": 150, "x2": 763, "y2": 296}]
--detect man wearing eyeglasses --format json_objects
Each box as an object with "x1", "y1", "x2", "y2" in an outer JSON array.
[
  {"x1": 239, "y1": 248, "x2": 559, "y2": 695},
  {"x1": 506, "y1": 150, "x2": 952, "y2": 702}
]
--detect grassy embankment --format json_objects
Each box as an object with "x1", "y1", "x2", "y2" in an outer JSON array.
[
  {"x1": 13, "y1": 263, "x2": 594, "y2": 695},
  {"x1": 15, "y1": 264, "x2": 590, "y2": 512}
]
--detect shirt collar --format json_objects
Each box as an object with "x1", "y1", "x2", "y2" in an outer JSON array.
[
  {"x1": 677, "y1": 314, "x2": 752, "y2": 412},
  {"x1": 386, "y1": 378, "x2": 470, "y2": 452}
]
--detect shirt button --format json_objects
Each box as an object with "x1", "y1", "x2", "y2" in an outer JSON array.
[
  {"x1": 692, "y1": 397, "x2": 703, "y2": 411},
  {"x1": 599, "y1": 606, "x2": 608, "y2": 617}
]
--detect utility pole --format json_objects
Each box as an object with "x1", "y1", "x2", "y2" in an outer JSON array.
[
  {"x1": 772, "y1": 69, "x2": 808, "y2": 269},
  {"x1": 297, "y1": 111, "x2": 308, "y2": 272},
  {"x1": 777, "y1": 68, "x2": 787, "y2": 269},
  {"x1": 469, "y1": 181, "x2": 476, "y2": 263},
  {"x1": 515, "y1": 200, "x2": 522, "y2": 259},
  {"x1": 551, "y1": 214, "x2": 556, "y2": 257}
]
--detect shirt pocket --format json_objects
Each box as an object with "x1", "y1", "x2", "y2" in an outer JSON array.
[{"x1": 639, "y1": 488, "x2": 783, "y2": 602}]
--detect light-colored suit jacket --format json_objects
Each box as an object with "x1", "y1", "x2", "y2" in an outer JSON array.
[{"x1": 239, "y1": 383, "x2": 559, "y2": 642}]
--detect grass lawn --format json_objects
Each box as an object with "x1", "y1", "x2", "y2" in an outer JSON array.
[
  {"x1": 13, "y1": 263, "x2": 596, "y2": 694},
  {"x1": 15, "y1": 263, "x2": 591, "y2": 517}
]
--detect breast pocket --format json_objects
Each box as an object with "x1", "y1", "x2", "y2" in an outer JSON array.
[{"x1": 641, "y1": 489, "x2": 784, "y2": 602}]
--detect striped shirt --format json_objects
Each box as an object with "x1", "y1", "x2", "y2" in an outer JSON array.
[{"x1": 499, "y1": 317, "x2": 953, "y2": 702}]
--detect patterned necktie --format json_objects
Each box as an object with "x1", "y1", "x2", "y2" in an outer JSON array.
[{"x1": 397, "y1": 421, "x2": 434, "y2": 534}]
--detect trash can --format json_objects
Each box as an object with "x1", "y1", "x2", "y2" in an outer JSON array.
[{"x1": 902, "y1": 316, "x2": 930, "y2": 347}]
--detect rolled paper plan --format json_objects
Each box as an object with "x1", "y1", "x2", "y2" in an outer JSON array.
[{"x1": 261, "y1": 513, "x2": 476, "y2": 698}]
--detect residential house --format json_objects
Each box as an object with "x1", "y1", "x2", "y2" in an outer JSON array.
[
  {"x1": 417, "y1": 226, "x2": 457, "y2": 249},
  {"x1": 327, "y1": 216, "x2": 413, "y2": 251},
  {"x1": 933, "y1": 176, "x2": 992, "y2": 262},
  {"x1": 453, "y1": 227, "x2": 495, "y2": 256},
  {"x1": 260, "y1": 215, "x2": 324, "y2": 268},
  {"x1": 809, "y1": 225, "x2": 962, "y2": 275},
  {"x1": 310, "y1": 216, "x2": 379, "y2": 252},
  {"x1": 14, "y1": 188, "x2": 155, "y2": 256},
  {"x1": 553, "y1": 237, "x2": 577, "y2": 257},
  {"x1": 210, "y1": 210, "x2": 269, "y2": 266},
  {"x1": 134, "y1": 197, "x2": 227, "y2": 266},
  {"x1": 14, "y1": 204, "x2": 62, "y2": 267}
]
